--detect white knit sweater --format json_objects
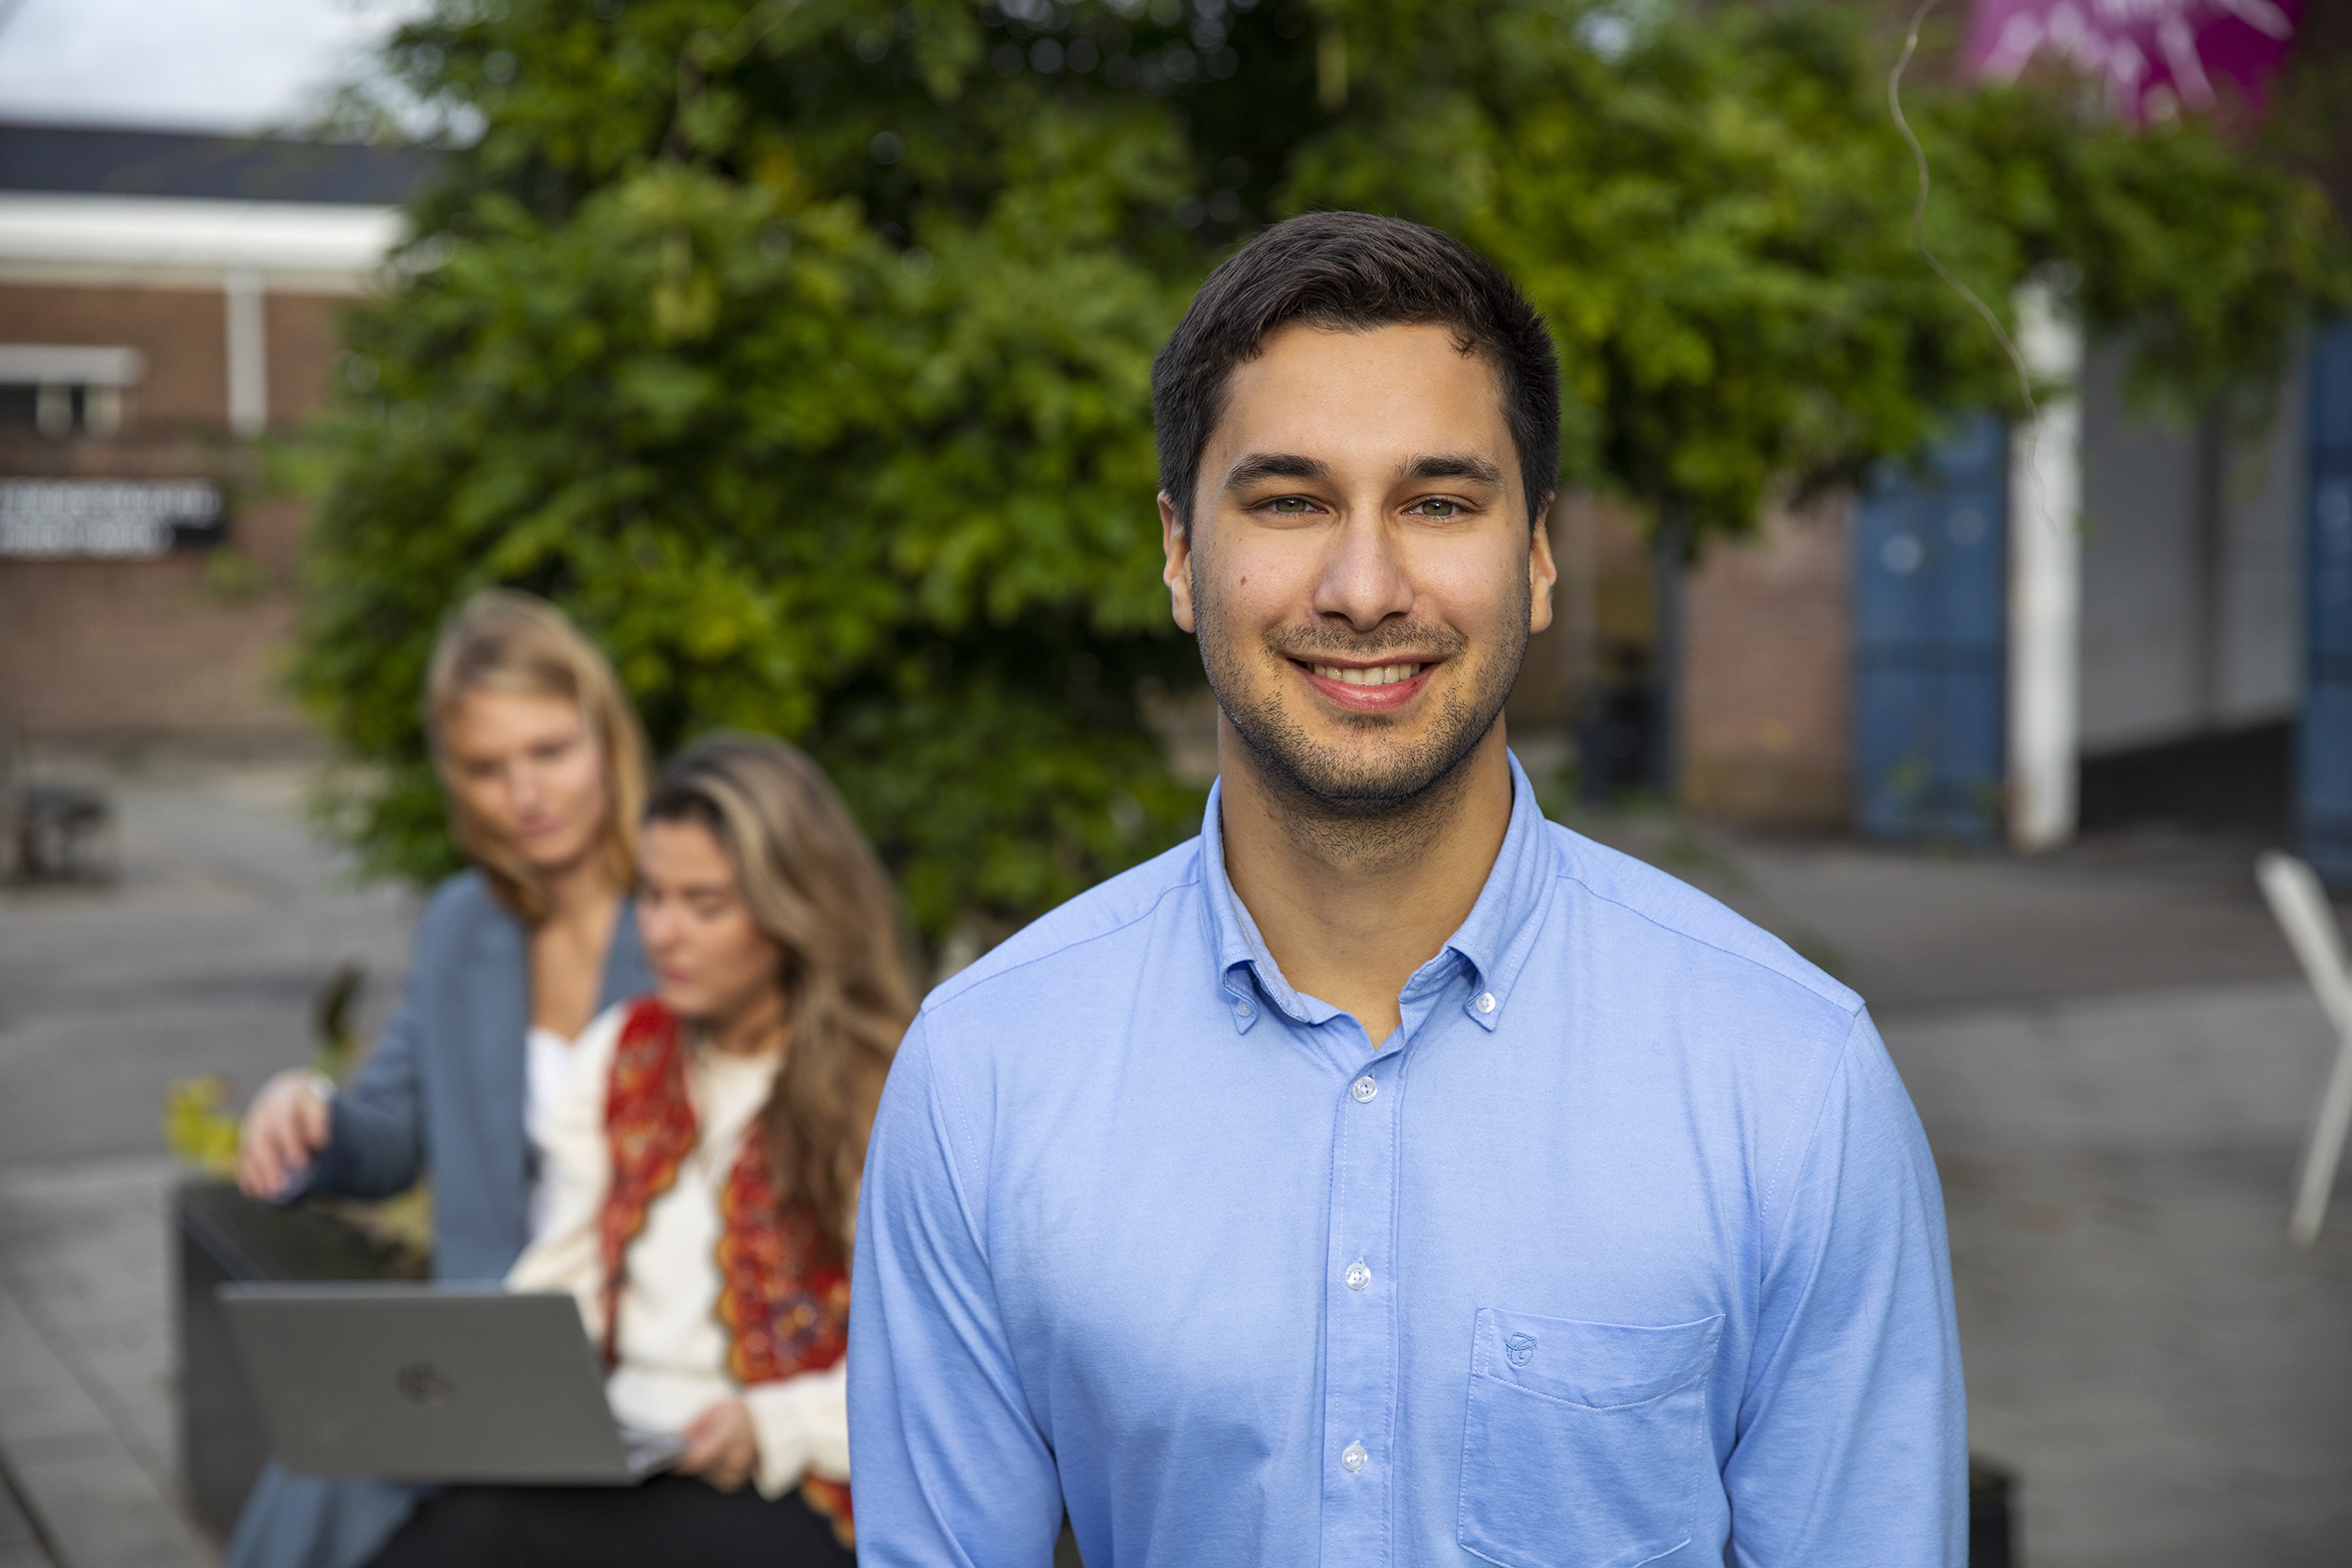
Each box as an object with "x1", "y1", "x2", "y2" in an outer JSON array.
[{"x1": 506, "y1": 1003, "x2": 850, "y2": 1499}]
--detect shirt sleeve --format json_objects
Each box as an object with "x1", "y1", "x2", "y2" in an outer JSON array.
[
  {"x1": 848, "y1": 1015, "x2": 1065, "y2": 1567},
  {"x1": 1723, "y1": 1008, "x2": 1967, "y2": 1567},
  {"x1": 299, "y1": 960, "x2": 430, "y2": 1202},
  {"x1": 503, "y1": 1006, "x2": 622, "y2": 1335},
  {"x1": 744, "y1": 1362, "x2": 849, "y2": 1498}
]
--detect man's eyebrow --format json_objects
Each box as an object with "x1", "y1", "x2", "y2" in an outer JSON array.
[
  {"x1": 1400, "y1": 453, "x2": 1506, "y2": 486},
  {"x1": 1222, "y1": 452, "x2": 1333, "y2": 491}
]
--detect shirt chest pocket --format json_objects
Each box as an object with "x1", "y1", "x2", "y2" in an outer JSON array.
[{"x1": 1458, "y1": 1308, "x2": 1723, "y2": 1568}]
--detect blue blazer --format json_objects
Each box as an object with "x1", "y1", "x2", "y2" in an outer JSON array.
[
  {"x1": 301, "y1": 868, "x2": 652, "y2": 1281},
  {"x1": 227, "y1": 870, "x2": 651, "y2": 1568}
]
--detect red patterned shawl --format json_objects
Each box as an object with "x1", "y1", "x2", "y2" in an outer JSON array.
[{"x1": 599, "y1": 998, "x2": 853, "y2": 1544}]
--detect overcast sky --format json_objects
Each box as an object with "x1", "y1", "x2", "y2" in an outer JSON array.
[{"x1": 0, "y1": 0, "x2": 419, "y2": 134}]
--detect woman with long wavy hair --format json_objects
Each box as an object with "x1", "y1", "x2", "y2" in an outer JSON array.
[
  {"x1": 227, "y1": 588, "x2": 655, "y2": 1568},
  {"x1": 366, "y1": 735, "x2": 913, "y2": 1566}
]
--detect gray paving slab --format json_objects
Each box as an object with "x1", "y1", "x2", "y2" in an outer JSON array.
[
  {"x1": 0, "y1": 1219, "x2": 207, "y2": 1568},
  {"x1": 0, "y1": 1160, "x2": 186, "y2": 1488},
  {"x1": 1562, "y1": 806, "x2": 2328, "y2": 1013},
  {"x1": 1881, "y1": 981, "x2": 2352, "y2": 1568},
  {"x1": 0, "y1": 759, "x2": 414, "y2": 1169},
  {"x1": 0, "y1": 760, "x2": 414, "y2": 1565},
  {"x1": 1741, "y1": 831, "x2": 2316, "y2": 1014}
]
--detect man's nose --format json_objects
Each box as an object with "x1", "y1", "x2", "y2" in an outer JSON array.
[{"x1": 1310, "y1": 511, "x2": 1414, "y2": 631}]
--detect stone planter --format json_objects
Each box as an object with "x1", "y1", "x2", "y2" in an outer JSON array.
[{"x1": 173, "y1": 1181, "x2": 423, "y2": 1538}]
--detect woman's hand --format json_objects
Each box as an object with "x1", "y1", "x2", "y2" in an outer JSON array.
[
  {"x1": 677, "y1": 1399, "x2": 760, "y2": 1493},
  {"x1": 236, "y1": 1069, "x2": 332, "y2": 1199}
]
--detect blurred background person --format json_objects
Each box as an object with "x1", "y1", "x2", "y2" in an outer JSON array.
[
  {"x1": 224, "y1": 587, "x2": 655, "y2": 1568},
  {"x1": 366, "y1": 734, "x2": 909, "y2": 1565}
]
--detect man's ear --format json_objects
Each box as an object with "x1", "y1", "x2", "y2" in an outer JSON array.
[
  {"x1": 1528, "y1": 494, "x2": 1558, "y2": 636},
  {"x1": 1159, "y1": 492, "x2": 1197, "y2": 634}
]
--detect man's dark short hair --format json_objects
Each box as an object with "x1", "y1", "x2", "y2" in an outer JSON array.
[{"x1": 1151, "y1": 211, "x2": 1560, "y2": 532}]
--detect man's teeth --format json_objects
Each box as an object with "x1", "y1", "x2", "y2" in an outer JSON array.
[{"x1": 1310, "y1": 662, "x2": 1421, "y2": 687}]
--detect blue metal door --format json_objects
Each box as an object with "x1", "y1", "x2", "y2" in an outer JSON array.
[
  {"x1": 1852, "y1": 413, "x2": 2008, "y2": 840},
  {"x1": 2305, "y1": 322, "x2": 2352, "y2": 886}
]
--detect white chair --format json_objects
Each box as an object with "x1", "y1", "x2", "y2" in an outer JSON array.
[{"x1": 2256, "y1": 852, "x2": 2352, "y2": 1247}]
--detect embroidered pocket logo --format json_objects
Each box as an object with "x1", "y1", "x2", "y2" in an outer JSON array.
[{"x1": 1505, "y1": 1333, "x2": 1537, "y2": 1368}]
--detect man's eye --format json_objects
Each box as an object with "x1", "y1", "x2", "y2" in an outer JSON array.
[
  {"x1": 1409, "y1": 499, "x2": 1463, "y2": 518},
  {"x1": 1266, "y1": 496, "x2": 1314, "y2": 514}
]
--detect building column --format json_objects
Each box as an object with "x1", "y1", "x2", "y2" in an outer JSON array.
[
  {"x1": 2007, "y1": 280, "x2": 2084, "y2": 852},
  {"x1": 223, "y1": 269, "x2": 268, "y2": 439}
]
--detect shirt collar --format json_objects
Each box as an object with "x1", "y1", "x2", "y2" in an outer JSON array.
[{"x1": 1198, "y1": 752, "x2": 1556, "y2": 1034}]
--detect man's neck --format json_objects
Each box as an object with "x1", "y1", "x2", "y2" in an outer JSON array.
[{"x1": 1216, "y1": 719, "x2": 1517, "y2": 1047}]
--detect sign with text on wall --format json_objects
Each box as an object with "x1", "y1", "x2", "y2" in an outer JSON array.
[{"x1": 0, "y1": 479, "x2": 225, "y2": 560}]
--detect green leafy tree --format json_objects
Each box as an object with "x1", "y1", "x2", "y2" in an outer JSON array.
[
  {"x1": 1277, "y1": 0, "x2": 2344, "y2": 785},
  {"x1": 1285, "y1": 0, "x2": 2350, "y2": 536},
  {"x1": 300, "y1": 0, "x2": 1266, "y2": 941},
  {"x1": 294, "y1": 0, "x2": 2347, "y2": 936}
]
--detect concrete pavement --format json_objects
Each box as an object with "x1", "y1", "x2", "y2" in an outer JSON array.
[
  {"x1": 1887, "y1": 982, "x2": 2352, "y2": 1566},
  {"x1": 0, "y1": 754, "x2": 412, "y2": 1564},
  {"x1": 0, "y1": 1157, "x2": 208, "y2": 1568},
  {"x1": 1568, "y1": 807, "x2": 2315, "y2": 1012},
  {"x1": 0, "y1": 761, "x2": 411, "y2": 1167}
]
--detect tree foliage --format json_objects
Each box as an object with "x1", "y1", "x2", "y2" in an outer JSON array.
[
  {"x1": 293, "y1": 0, "x2": 2347, "y2": 938},
  {"x1": 1286, "y1": 1, "x2": 2350, "y2": 532}
]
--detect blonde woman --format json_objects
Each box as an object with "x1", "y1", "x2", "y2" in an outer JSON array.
[
  {"x1": 366, "y1": 736, "x2": 910, "y2": 1565},
  {"x1": 226, "y1": 589, "x2": 655, "y2": 1568}
]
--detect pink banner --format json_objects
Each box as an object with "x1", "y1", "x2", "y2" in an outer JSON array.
[{"x1": 1966, "y1": 0, "x2": 2304, "y2": 120}]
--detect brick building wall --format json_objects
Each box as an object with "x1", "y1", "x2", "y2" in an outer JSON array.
[
  {"x1": 1681, "y1": 500, "x2": 1852, "y2": 827},
  {"x1": 0, "y1": 282, "x2": 348, "y2": 748},
  {"x1": 0, "y1": 122, "x2": 412, "y2": 753},
  {"x1": 1550, "y1": 490, "x2": 1854, "y2": 828}
]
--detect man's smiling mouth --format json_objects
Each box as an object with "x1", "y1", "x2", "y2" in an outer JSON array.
[{"x1": 1306, "y1": 661, "x2": 1426, "y2": 687}]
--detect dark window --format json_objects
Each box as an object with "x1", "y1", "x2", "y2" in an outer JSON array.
[{"x1": 0, "y1": 384, "x2": 120, "y2": 438}]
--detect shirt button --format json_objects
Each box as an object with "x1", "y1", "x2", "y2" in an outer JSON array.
[
  {"x1": 1341, "y1": 1442, "x2": 1368, "y2": 1473},
  {"x1": 1235, "y1": 998, "x2": 1254, "y2": 1017},
  {"x1": 1475, "y1": 991, "x2": 1497, "y2": 1014},
  {"x1": 1350, "y1": 1075, "x2": 1377, "y2": 1103},
  {"x1": 1345, "y1": 1260, "x2": 1371, "y2": 1291}
]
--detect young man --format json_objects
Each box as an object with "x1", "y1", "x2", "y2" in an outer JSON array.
[{"x1": 850, "y1": 213, "x2": 1964, "y2": 1566}]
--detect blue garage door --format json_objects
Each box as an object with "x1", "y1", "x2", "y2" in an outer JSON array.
[
  {"x1": 1853, "y1": 413, "x2": 2008, "y2": 841},
  {"x1": 2306, "y1": 321, "x2": 2352, "y2": 886}
]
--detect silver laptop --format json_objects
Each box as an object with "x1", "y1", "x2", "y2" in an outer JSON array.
[{"x1": 219, "y1": 1284, "x2": 683, "y2": 1483}]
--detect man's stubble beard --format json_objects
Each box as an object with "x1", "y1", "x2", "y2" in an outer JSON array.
[{"x1": 1193, "y1": 553, "x2": 1529, "y2": 858}]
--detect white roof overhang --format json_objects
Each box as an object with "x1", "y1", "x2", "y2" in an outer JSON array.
[{"x1": 0, "y1": 193, "x2": 406, "y2": 294}]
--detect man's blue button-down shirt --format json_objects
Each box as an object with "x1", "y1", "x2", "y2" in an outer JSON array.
[{"x1": 851, "y1": 757, "x2": 1964, "y2": 1566}]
